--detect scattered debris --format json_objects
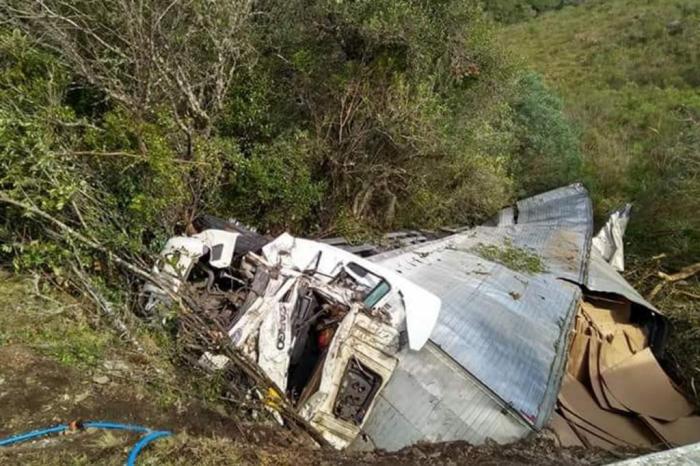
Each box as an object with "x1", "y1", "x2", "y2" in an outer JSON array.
[{"x1": 648, "y1": 261, "x2": 700, "y2": 300}]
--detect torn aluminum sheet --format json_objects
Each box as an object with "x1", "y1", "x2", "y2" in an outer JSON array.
[
  {"x1": 592, "y1": 204, "x2": 632, "y2": 272},
  {"x1": 587, "y1": 250, "x2": 660, "y2": 314}
]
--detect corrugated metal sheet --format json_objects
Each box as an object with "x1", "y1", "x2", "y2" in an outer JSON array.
[
  {"x1": 587, "y1": 249, "x2": 660, "y2": 314},
  {"x1": 352, "y1": 183, "x2": 666, "y2": 452},
  {"x1": 516, "y1": 183, "x2": 593, "y2": 232},
  {"x1": 350, "y1": 342, "x2": 530, "y2": 451},
  {"x1": 361, "y1": 183, "x2": 593, "y2": 449},
  {"x1": 374, "y1": 235, "x2": 582, "y2": 427}
]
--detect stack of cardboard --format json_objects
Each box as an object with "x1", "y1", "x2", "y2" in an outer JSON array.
[{"x1": 549, "y1": 296, "x2": 700, "y2": 449}]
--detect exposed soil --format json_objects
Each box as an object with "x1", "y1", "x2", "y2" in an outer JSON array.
[
  {"x1": 0, "y1": 344, "x2": 306, "y2": 464},
  {"x1": 0, "y1": 345, "x2": 632, "y2": 465}
]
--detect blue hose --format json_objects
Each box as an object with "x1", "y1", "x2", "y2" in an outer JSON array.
[
  {"x1": 0, "y1": 424, "x2": 68, "y2": 447},
  {"x1": 126, "y1": 431, "x2": 173, "y2": 466},
  {"x1": 83, "y1": 421, "x2": 151, "y2": 433},
  {"x1": 0, "y1": 420, "x2": 172, "y2": 465}
]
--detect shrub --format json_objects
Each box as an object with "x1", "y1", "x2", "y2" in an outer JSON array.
[
  {"x1": 510, "y1": 72, "x2": 582, "y2": 196},
  {"x1": 224, "y1": 132, "x2": 325, "y2": 233}
]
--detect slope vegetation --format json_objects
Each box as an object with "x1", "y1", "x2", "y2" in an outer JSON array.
[{"x1": 500, "y1": 0, "x2": 700, "y2": 264}]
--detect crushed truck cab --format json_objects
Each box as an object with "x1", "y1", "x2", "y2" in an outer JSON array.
[{"x1": 144, "y1": 230, "x2": 441, "y2": 449}]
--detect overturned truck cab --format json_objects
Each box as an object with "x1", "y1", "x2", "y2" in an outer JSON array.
[{"x1": 144, "y1": 230, "x2": 441, "y2": 449}]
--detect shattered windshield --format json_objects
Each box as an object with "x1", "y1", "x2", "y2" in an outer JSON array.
[{"x1": 338, "y1": 262, "x2": 391, "y2": 308}]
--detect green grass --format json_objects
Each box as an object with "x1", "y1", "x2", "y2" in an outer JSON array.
[
  {"x1": 0, "y1": 272, "x2": 109, "y2": 368},
  {"x1": 499, "y1": 0, "x2": 700, "y2": 264}
]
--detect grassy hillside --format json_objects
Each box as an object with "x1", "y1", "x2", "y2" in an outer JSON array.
[{"x1": 500, "y1": 0, "x2": 700, "y2": 264}]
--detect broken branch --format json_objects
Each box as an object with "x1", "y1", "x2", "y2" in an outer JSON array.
[{"x1": 648, "y1": 262, "x2": 700, "y2": 301}]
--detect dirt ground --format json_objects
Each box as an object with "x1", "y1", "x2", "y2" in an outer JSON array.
[{"x1": 0, "y1": 343, "x2": 634, "y2": 465}]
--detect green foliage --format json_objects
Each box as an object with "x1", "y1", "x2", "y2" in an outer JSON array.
[
  {"x1": 0, "y1": 29, "x2": 241, "y2": 275},
  {"x1": 471, "y1": 239, "x2": 546, "y2": 274},
  {"x1": 243, "y1": 0, "x2": 518, "y2": 229},
  {"x1": 0, "y1": 0, "x2": 562, "y2": 276},
  {"x1": 224, "y1": 132, "x2": 325, "y2": 232},
  {"x1": 510, "y1": 72, "x2": 582, "y2": 196},
  {"x1": 501, "y1": 0, "x2": 700, "y2": 264}
]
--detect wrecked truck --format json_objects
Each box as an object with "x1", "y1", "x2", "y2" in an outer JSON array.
[
  {"x1": 144, "y1": 184, "x2": 699, "y2": 452},
  {"x1": 143, "y1": 227, "x2": 440, "y2": 448}
]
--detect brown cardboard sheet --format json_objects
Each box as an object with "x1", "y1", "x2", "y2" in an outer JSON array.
[
  {"x1": 588, "y1": 337, "x2": 611, "y2": 409},
  {"x1": 600, "y1": 375, "x2": 629, "y2": 412},
  {"x1": 567, "y1": 418, "x2": 621, "y2": 450},
  {"x1": 587, "y1": 296, "x2": 632, "y2": 320},
  {"x1": 559, "y1": 403, "x2": 628, "y2": 447},
  {"x1": 623, "y1": 326, "x2": 647, "y2": 353},
  {"x1": 568, "y1": 332, "x2": 590, "y2": 382},
  {"x1": 558, "y1": 374, "x2": 658, "y2": 447},
  {"x1": 581, "y1": 299, "x2": 631, "y2": 339},
  {"x1": 549, "y1": 411, "x2": 585, "y2": 447},
  {"x1": 601, "y1": 348, "x2": 694, "y2": 422},
  {"x1": 642, "y1": 415, "x2": 700, "y2": 447},
  {"x1": 599, "y1": 332, "x2": 635, "y2": 370}
]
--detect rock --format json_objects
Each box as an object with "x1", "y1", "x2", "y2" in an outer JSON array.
[
  {"x1": 92, "y1": 375, "x2": 110, "y2": 385},
  {"x1": 103, "y1": 360, "x2": 130, "y2": 372},
  {"x1": 667, "y1": 20, "x2": 683, "y2": 35}
]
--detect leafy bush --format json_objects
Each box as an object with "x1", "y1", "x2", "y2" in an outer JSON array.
[
  {"x1": 0, "y1": 0, "x2": 537, "y2": 278},
  {"x1": 224, "y1": 132, "x2": 325, "y2": 233},
  {"x1": 0, "y1": 30, "x2": 234, "y2": 274},
  {"x1": 510, "y1": 72, "x2": 582, "y2": 196},
  {"x1": 248, "y1": 0, "x2": 518, "y2": 229}
]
